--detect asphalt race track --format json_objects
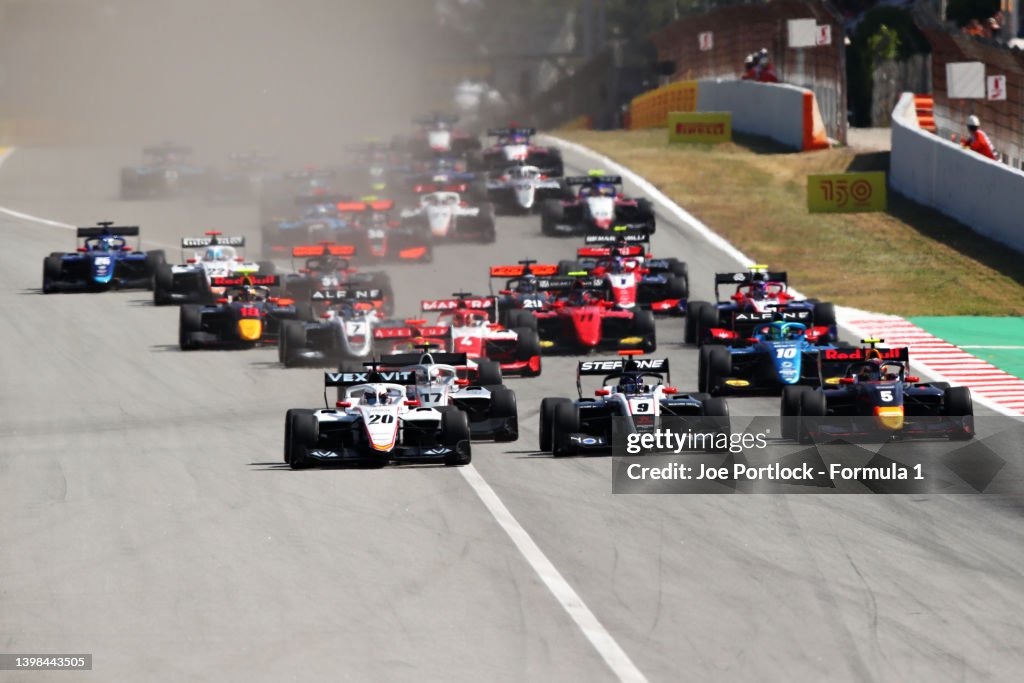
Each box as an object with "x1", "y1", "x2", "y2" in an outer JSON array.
[{"x1": 2, "y1": 144, "x2": 1023, "y2": 682}]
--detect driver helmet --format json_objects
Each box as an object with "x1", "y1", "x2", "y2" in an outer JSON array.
[
  {"x1": 377, "y1": 391, "x2": 391, "y2": 405},
  {"x1": 619, "y1": 374, "x2": 643, "y2": 394},
  {"x1": 205, "y1": 246, "x2": 225, "y2": 261},
  {"x1": 857, "y1": 358, "x2": 883, "y2": 382},
  {"x1": 597, "y1": 184, "x2": 614, "y2": 196},
  {"x1": 516, "y1": 274, "x2": 537, "y2": 294},
  {"x1": 748, "y1": 282, "x2": 767, "y2": 301}
]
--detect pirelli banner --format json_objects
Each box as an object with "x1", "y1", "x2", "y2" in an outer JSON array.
[
  {"x1": 667, "y1": 112, "x2": 732, "y2": 144},
  {"x1": 807, "y1": 172, "x2": 887, "y2": 213}
]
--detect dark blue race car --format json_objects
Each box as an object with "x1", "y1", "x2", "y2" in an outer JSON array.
[
  {"x1": 42, "y1": 222, "x2": 166, "y2": 293},
  {"x1": 261, "y1": 195, "x2": 357, "y2": 258},
  {"x1": 120, "y1": 144, "x2": 210, "y2": 199},
  {"x1": 698, "y1": 321, "x2": 842, "y2": 396}
]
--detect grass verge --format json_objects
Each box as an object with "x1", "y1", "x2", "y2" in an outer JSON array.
[{"x1": 556, "y1": 128, "x2": 1024, "y2": 316}]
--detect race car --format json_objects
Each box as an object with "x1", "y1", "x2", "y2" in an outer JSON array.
[
  {"x1": 346, "y1": 198, "x2": 433, "y2": 263},
  {"x1": 154, "y1": 232, "x2": 275, "y2": 305},
  {"x1": 43, "y1": 222, "x2": 165, "y2": 294},
  {"x1": 394, "y1": 162, "x2": 487, "y2": 203},
  {"x1": 284, "y1": 364, "x2": 472, "y2": 469},
  {"x1": 178, "y1": 274, "x2": 305, "y2": 350},
  {"x1": 418, "y1": 294, "x2": 543, "y2": 377},
  {"x1": 698, "y1": 321, "x2": 846, "y2": 396},
  {"x1": 120, "y1": 144, "x2": 210, "y2": 199},
  {"x1": 278, "y1": 289, "x2": 385, "y2": 367},
  {"x1": 541, "y1": 173, "x2": 656, "y2": 236},
  {"x1": 782, "y1": 340, "x2": 975, "y2": 443},
  {"x1": 395, "y1": 113, "x2": 481, "y2": 159},
  {"x1": 523, "y1": 276, "x2": 657, "y2": 354},
  {"x1": 379, "y1": 348, "x2": 518, "y2": 441},
  {"x1": 400, "y1": 191, "x2": 495, "y2": 243},
  {"x1": 281, "y1": 243, "x2": 394, "y2": 315},
  {"x1": 473, "y1": 127, "x2": 564, "y2": 176},
  {"x1": 489, "y1": 261, "x2": 561, "y2": 327},
  {"x1": 485, "y1": 164, "x2": 566, "y2": 214},
  {"x1": 206, "y1": 152, "x2": 281, "y2": 202},
  {"x1": 260, "y1": 194, "x2": 355, "y2": 258},
  {"x1": 539, "y1": 353, "x2": 730, "y2": 457},
  {"x1": 685, "y1": 266, "x2": 837, "y2": 345},
  {"x1": 258, "y1": 168, "x2": 339, "y2": 225},
  {"x1": 371, "y1": 320, "x2": 506, "y2": 386},
  {"x1": 557, "y1": 231, "x2": 689, "y2": 314}
]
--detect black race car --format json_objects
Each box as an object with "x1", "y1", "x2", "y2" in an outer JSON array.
[
  {"x1": 782, "y1": 341, "x2": 975, "y2": 442},
  {"x1": 120, "y1": 144, "x2": 210, "y2": 199}
]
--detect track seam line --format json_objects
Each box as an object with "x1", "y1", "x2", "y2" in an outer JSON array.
[{"x1": 459, "y1": 464, "x2": 648, "y2": 683}]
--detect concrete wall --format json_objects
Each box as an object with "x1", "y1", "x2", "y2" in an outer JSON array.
[
  {"x1": 696, "y1": 79, "x2": 807, "y2": 151},
  {"x1": 891, "y1": 92, "x2": 1024, "y2": 254}
]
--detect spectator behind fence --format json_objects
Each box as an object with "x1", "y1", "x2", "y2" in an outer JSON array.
[
  {"x1": 958, "y1": 115, "x2": 997, "y2": 160},
  {"x1": 741, "y1": 48, "x2": 779, "y2": 83}
]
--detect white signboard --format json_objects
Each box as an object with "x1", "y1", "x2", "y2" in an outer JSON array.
[
  {"x1": 698, "y1": 31, "x2": 713, "y2": 52},
  {"x1": 787, "y1": 19, "x2": 817, "y2": 48},
  {"x1": 947, "y1": 62, "x2": 986, "y2": 99},
  {"x1": 987, "y1": 74, "x2": 1007, "y2": 101},
  {"x1": 816, "y1": 25, "x2": 832, "y2": 46}
]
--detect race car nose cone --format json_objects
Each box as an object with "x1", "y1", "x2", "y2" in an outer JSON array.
[
  {"x1": 237, "y1": 318, "x2": 263, "y2": 341},
  {"x1": 874, "y1": 406, "x2": 904, "y2": 431}
]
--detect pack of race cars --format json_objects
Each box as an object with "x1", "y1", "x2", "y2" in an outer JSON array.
[{"x1": 40, "y1": 118, "x2": 977, "y2": 469}]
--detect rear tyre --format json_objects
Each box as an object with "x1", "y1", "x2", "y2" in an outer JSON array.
[
  {"x1": 289, "y1": 411, "x2": 317, "y2": 470},
  {"x1": 441, "y1": 408, "x2": 472, "y2": 466},
  {"x1": 632, "y1": 309, "x2": 656, "y2": 352},
  {"x1": 705, "y1": 346, "x2": 731, "y2": 396},
  {"x1": 476, "y1": 358, "x2": 502, "y2": 386},
  {"x1": 507, "y1": 309, "x2": 538, "y2": 332},
  {"x1": 153, "y1": 264, "x2": 174, "y2": 305},
  {"x1": 284, "y1": 408, "x2": 314, "y2": 465},
  {"x1": 513, "y1": 327, "x2": 542, "y2": 367},
  {"x1": 539, "y1": 397, "x2": 573, "y2": 452},
  {"x1": 557, "y1": 259, "x2": 581, "y2": 276},
  {"x1": 178, "y1": 305, "x2": 203, "y2": 350},
  {"x1": 702, "y1": 397, "x2": 731, "y2": 452},
  {"x1": 664, "y1": 275, "x2": 687, "y2": 300},
  {"x1": 813, "y1": 302, "x2": 836, "y2": 328},
  {"x1": 780, "y1": 385, "x2": 811, "y2": 441},
  {"x1": 281, "y1": 321, "x2": 307, "y2": 367},
  {"x1": 943, "y1": 386, "x2": 975, "y2": 440},
  {"x1": 664, "y1": 258, "x2": 688, "y2": 279},
  {"x1": 42, "y1": 255, "x2": 63, "y2": 294},
  {"x1": 552, "y1": 402, "x2": 580, "y2": 457},
  {"x1": 257, "y1": 260, "x2": 277, "y2": 275},
  {"x1": 541, "y1": 199, "x2": 565, "y2": 236},
  {"x1": 797, "y1": 390, "x2": 827, "y2": 444},
  {"x1": 489, "y1": 386, "x2": 519, "y2": 442},
  {"x1": 144, "y1": 250, "x2": 166, "y2": 288}
]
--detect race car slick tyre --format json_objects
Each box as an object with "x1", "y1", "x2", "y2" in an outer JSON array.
[
  {"x1": 507, "y1": 309, "x2": 538, "y2": 332},
  {"x1": 539, "y1": 397, "x2": 573, "y2": 452},
  {"x1": 441, "y1": 408, "x2": 472, "y2": 466},
  {"x1": 557, "y1": 259, "x2": 581, "y2": 276},
  {"x1": 664, "y1": 258, "x2": 688, "y2": 279},
  {"x1": 813, "y1": 302, "x2": 836, "y2": 328},
  {"x1": 289, "y1": 410, "x2": 318, "y2": 470},
  {"x1": 476, "y1": 358, "x2": 502, "y2": 387},
  {"x1": 513, "y1": 327, "x2": 542, "y2": 363},
  {"x1": 943, "y1": 386, "x2": 975, "y2": 440},
  {"x1": 705, "y1": 346, "x2": 731, "y2": 396},
  {"x1": 489, "y1": 386, "x2": 519, "y2": 442},
  {"x1": 256, "y1": 261, "x2": 277, "y2": 276},
  {"x1": 153, "y1": 264, "x2": 174, "y2": 305},
  {"x1": 797, "y1": 391, "x2": 827, "y2": 445},
  {"x1": 541, "y1": 199, "x2": 564, "y2": 236},
  {"x1": 280, "y1": 321, "x2": 306, "y2": 367},
  {"x1": 780, "y1": 385, "x2": 811, "y2": 441},
  {"x1": 144, "y1": 250, "x2": 166, "y2": 284},
  {"x1": 284, "y1": 408, "x2": 314, "y2": 465},
  {"x1": 701, "y1": 398, "x2": 731, "y2": 452},
  {"x1": 665, "y1": 275, "x2": 687, "y2": 301},
  {"x1": 42, "y1": 255, "x2": 63, "y2": 294},
  {"x1": 552, "y1": 402, "x2": 580, "y2": 457},
  {"x1": 178, "y1": 305, "x2": 203, "y2": 350},
  {"x1": 695, "y1": 302, "x2": 718, "y2": 345},
  {"x1": 631, "y1": 309, "x2": 657, "y2": 352}
]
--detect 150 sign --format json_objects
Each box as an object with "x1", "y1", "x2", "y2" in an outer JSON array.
[{"x1": 807, "y1": 172, "x2": 886, "y2": 213}]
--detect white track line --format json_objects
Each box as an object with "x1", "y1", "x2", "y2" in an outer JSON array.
[
  {"x1": 459, "y1": 465, "x2": 648, "y2": 683},
  {"x1": 0, "y1": 147, "x2": 75, "y2": 229}
]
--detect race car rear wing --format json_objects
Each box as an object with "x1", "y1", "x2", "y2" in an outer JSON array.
[
  {"x1": 379, "y1": 352, "x2": 469, "y2": 367},
  {"x1": 143, "y1": 144, "x2": 191, "y2": 156},
  {"x1": 583, "y1": 229, "x2": 650, "y2": 245},
  {"x1": 296, "y1": 194, "x2": 347, "y2": 206},
  {"x1": 564, "y1": 175, "x2": 623, "y2": 186},
  {"x1": 292, "y1": 244, "x2": 356, "y2": 258},
  {"x1": 489, "y1": 263, "x2": 559, "y2": 278},
  {"x1": 311, "y1": 288, "x2": 383, "y2": 302},
  {"x1": 533, "y1": 275, "x2": 605, "y2": 292},
  {"x1": 816, "y1": 344, "x2": 910, "y2": 385},
  {"x1": 487, "y1": 127, "x2": 536, "y2": 137},
  {"x1": 421, "y1": 296, "x2": 496, "y2": 312},
  {"x1": 577, "y1": 244, "x2": 645, "y2": 259},
  {"x1": 373, "y1": 325, "x2": 452, "y2": 341},
  {"x1": 182, "y1": 235, "x2": 245, "y2": 248},
  {"x1": 210, "y1": 274, "x2": 280, "y2": 288},
  {"x1": 77, "y1": 224, "x2": 140, "y2": 238},
  {"x1": 714, "y1": 269, "x2": 788, "y2": 301},
  {"x1": 324, "y1": 369, "x2": 418, "y2": 387},
  {"x1": 576, "y1": 356, "x2": 670, "y2": 396}
]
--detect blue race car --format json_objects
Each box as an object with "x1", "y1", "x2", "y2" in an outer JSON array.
[
  {"x1": 698, "y1": 321, "x2": 844, "y2": 396},
  {"x1": 120, "y1": 144, "x2": 211, "y2": 199},
  {"x1": 260, "y1": 194, "x2": 357, "y2": 258},
  {"x1": 42, "y1": 222, "x2": 166, "y2": 294}
]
